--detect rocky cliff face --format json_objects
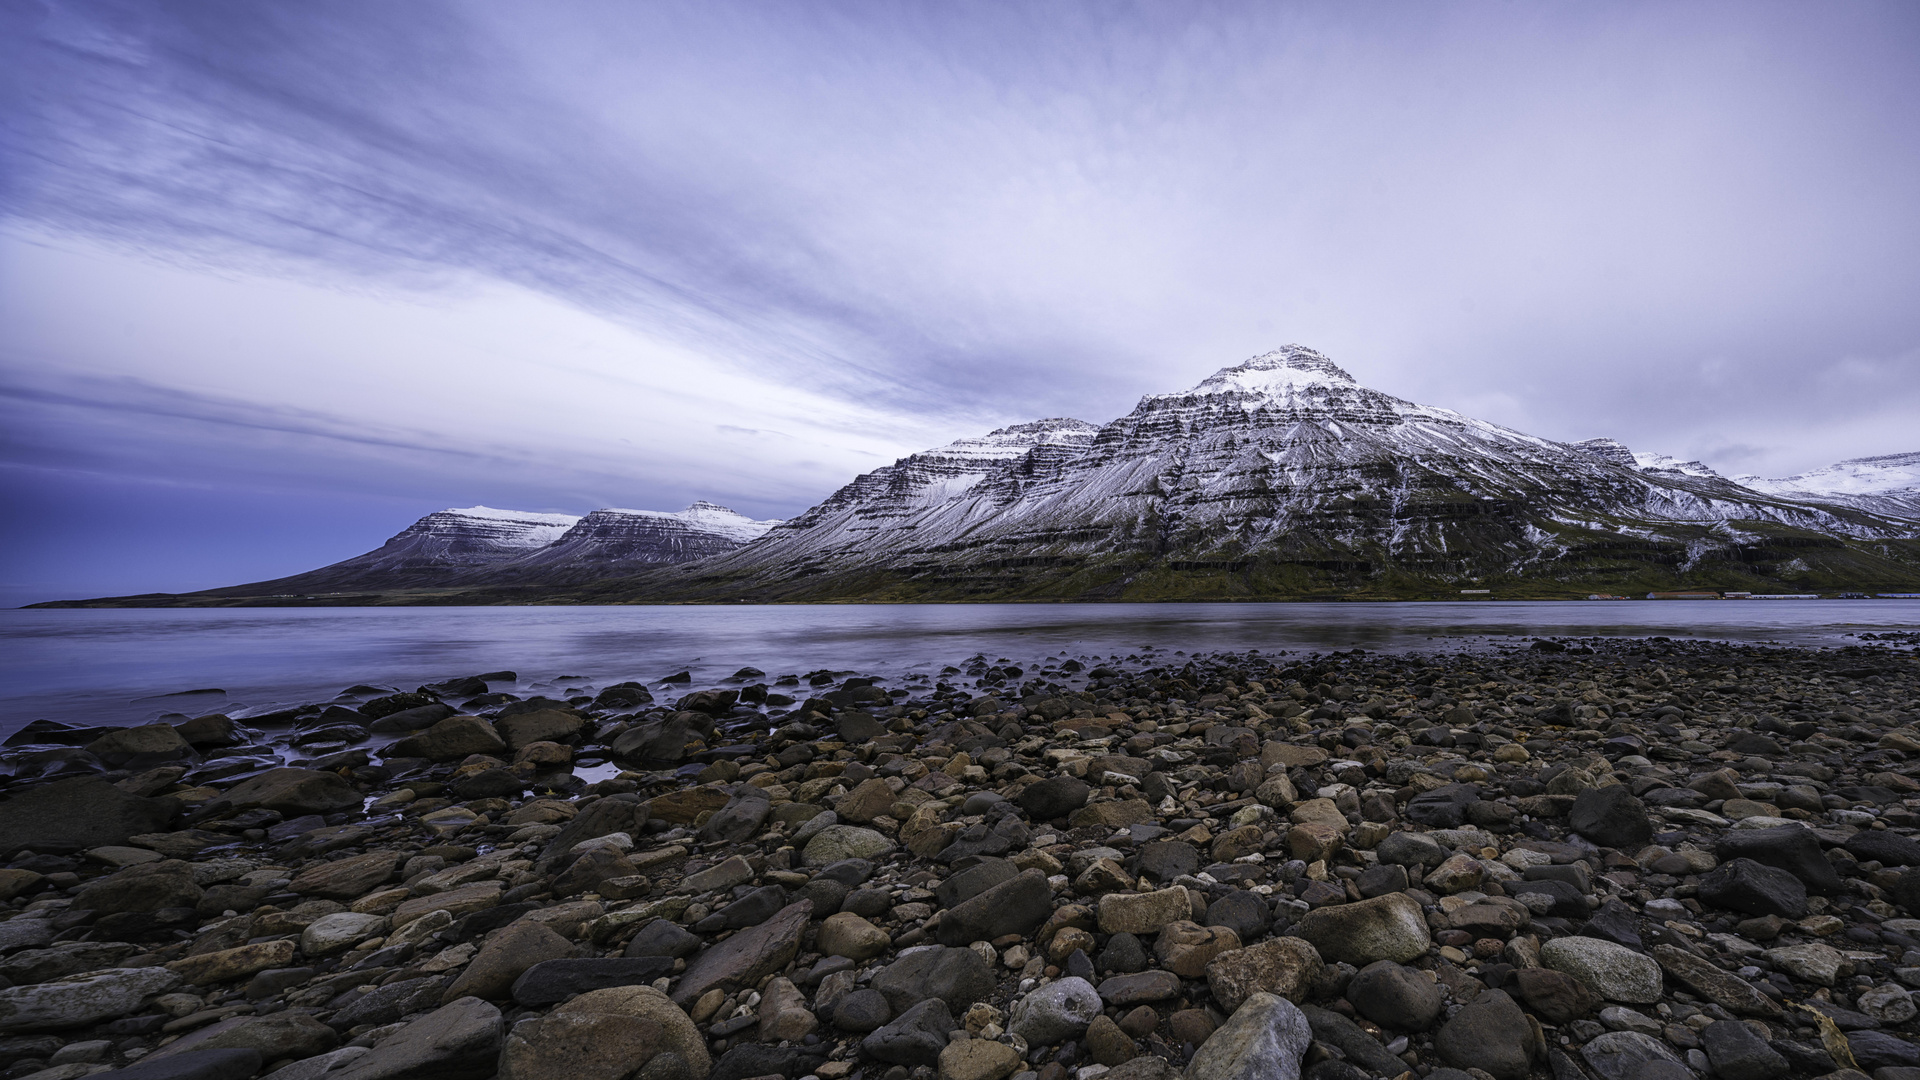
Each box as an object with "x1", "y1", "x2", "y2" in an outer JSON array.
[{"x1": 679, "y1": 347, "x2": 1920, "y2": 598}]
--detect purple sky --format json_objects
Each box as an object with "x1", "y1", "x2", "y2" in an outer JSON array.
[{"x1": 3, "y1": 0, "x2": 1918, "y2": 605}]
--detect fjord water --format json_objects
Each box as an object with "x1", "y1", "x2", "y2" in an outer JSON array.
[{"x1": 2, "y1": 601, "x2": 1914, "y2": 736}]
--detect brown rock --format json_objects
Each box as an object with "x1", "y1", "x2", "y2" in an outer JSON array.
[
  {"x1": 1153, "y1": 921, "x2": 1242, "y2": 979},
  {"x1": 444, "y1": 918, "x2": 575, "y2": 1002},
  {"x1": 72, "y1": 860, "x2": 203, "y2": 914},
  {"x1": 1084, "y1": 1014, "x2": 1137, "y2": 1066},
  {"x1": 1069, "y1": 799, "x2": 1155, "y2": 829},
  {"x1": 392, "y1": 882, "x2": 503, "y2": 928},
  {"x1": 224, "y1": 768, "x2": 361, "y2": 815},
  {"x1": 167, "y1": 939, "x2": 298, "y2": 985},
  {"x1": 289, "y1": 851, "x2": 402, "y2": 902},
  {"x1": 499, "y1": 984, "x2": 708, "y2": 1080},
  {"x1": 1212, "y1": 825, "x2": 1267, "y2": 863},
  {"x1": 645, "y1": 787, "x2": 731, "y2": 824},
  {"x1": 494, "y1": 710, "x2": 584, "y2": 751},
  {"x1": 838, "y1": 778, "x2": 899, "y2": 824},
  {"x1": 1205, "y1": 936, "x2": 1326, "y2": 1011}
]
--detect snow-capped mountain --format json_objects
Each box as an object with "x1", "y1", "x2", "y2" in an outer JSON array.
[
  {"x1": 1736, "y1": 452, "x2": 1920, "y2": 519},
  {"x1": 505, "y1": 503, "x2": 779, "y2": 581},
  {"x1": 204, "y1": 502, "x2": 775, "y2": 596},
  {"x1": 677, "y1": 347, "x2": 1920, "y2": 598}
]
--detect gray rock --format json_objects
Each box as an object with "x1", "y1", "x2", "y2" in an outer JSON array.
[
  {"x1": 1185, "y1": 992, "x2": 1311, "y2": 1080},
  {"x1": 1540, "y1": 936, "x2": 1663, "y2": 1004},
  {"x1": 260, "y1": 1048, "x2": 372, "y2": 1080},
  {"x1": 1435, "y1": 990, "x2": 1535, "y2": 1080},
  {"x1": 330, "y1": 996, "x2": 502, "y2": 1080},
  {"x1": 801, "y1": 825, "x2": 894, "y2": 866},
  {"x1": 0, "y1": 920, "x2": 53, "y2": 954},
  {"x1": 1136, "y1": 841, "x2": 1200, "y2": 883},
  {"x1": 1009, "y1": 976, "x2": 1102, "y2": 1044},
  {"x1": 328, "y1": 977, "x2": 446, "y2": 1030},
  {"x1": 624, "y1": 919, "x2": 702, "y2": 960},
  {"x1": 223, "y1": 768, "x2": 362, "y2": 814},
  {"x1": 0, "y1": 965, "x2": 181, "y2": 1032},
  {"x1": 1300, "y1": 1003, "x2": 1410, "y2": 1076},
  {"x1": 1581, "y1": 1031, "x2": 1689, "y2": 1080},
  {"x1": 1375, "y1": 831, "x2": 1447, "y2": 868},
  {"x1": 1847, "y1": 1031, "x2": 1920, "y2": 1069},
  {"x1": 860, "y1": 998, "x2": 953, "y2": 1067},
  {"x1": 937, "y1": 868, "x2": 1053, "y2": 946},
  {"x1": 1700, "y1": 1019, "x2": 1789, "y2": 1080},
  {"x1": 1347, "y1": 960, "x2": 1444, "y2": 1031},
  {"x1": 669, "y1": 899, "x2": 810, "y2": 1008},
  {"x1": 1206, "y1": 891, "x2": 1269, "y2": 942},
  {"x1": 870, "y1": 946, "x2": 995, "y2": 1012},
  {"x1": 697, "y1": 791, "x2": 773, "y2": 845},
  {"x1": 934, "y1": 858, "x2": 1017, "y2": 909},
  {"x1": 1293, "y1": 892, "x2": 1430, "y2": 965},
  {"x1": 831, "y1": 987, "x2": 891, "y2": 1032}
]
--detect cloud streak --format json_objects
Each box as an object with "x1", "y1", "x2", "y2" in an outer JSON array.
[{"x1": 2, "y1": 0, "x2": 1918, "y2": 600}]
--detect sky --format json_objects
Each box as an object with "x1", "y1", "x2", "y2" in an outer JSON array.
[{"x1": 2, "y1": 0, "x2": 1918, "y2": 606}]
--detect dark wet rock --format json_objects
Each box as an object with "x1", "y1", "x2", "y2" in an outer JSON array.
[
  {"x1": 1700, "y1": 1019, "x2": 1789, "y2": 1080},
  {"x1": 1206, "y1": 890, "x2": 1270, "y2": 941},
  {"x1": 697, "y1": 790, "x2": 773, "y2": 844},
  {"x1": 1848, "y1": 1031, "x2": 1920, "y2": 1069},
  {"x1": 870, "y1": 946, "x2": 995, "y2": 1012},
  {"x1": 832, "y1": 987, "x2": 891, "y2": 1032},
  {"x1": 225, "y1": 768, "x2": 361, "y2": 815},
  {"x1": 860, "y1": 998, "x2": 953, "y2": 1067},
  {"x1": 1301, "y1": 1003, "x2": 1409, "y2": 1076},
  {"x1": 1568, "y1": 784, "x2": 1653, "y2": 849},
  {"x1": 934, "y1": 858, "x2": 1017, "y2": 909},
  {"x1": 1846, "y1": 831, "x2": 1920, "y2": 868},
  {"x1": 1714, "y1": 825, "x2": 1842, "y2": 893},
  {"x1": 1136, "y1": 840, "x2": 1200, "y2": 882},
  {"x1": 1405, "y1": 784, "x2": 1481, "y2": 828},
  {"x1": 94, "y1": 1049, "x2": 262, "y2": 1080},
  {"x1": 1019, "y1": 776, "x2": 1091, "y2": 819},
  {"x1": 1347, "y1": 959, "x2": 1444, "y2": 1031},
  {"x1": 937, "y1": 867, "x2": 1052, "y2": 946},
  {"x1": 1436, "y1": 990, "x2": 1535, "y2": 1080},
  {"x1": 331, "y1": 996, "x2": 502, "y2": 1080},
  {"x1": 1512, "y1": 967, "x2": 1597, "y2": 1024},
  {"x1": 1698, "y1": 858, "x2": 1809, "y2": 919},
  {"x1": 0, "y1": 778, "x2": 179, "y2": 856}
]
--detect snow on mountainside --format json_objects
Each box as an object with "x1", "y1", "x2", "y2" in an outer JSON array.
[
  {"x1": 1736, "y1": 452, "x2": 1920, "y2": 518},
  {"x1": 684, "y1": 346, "x2": 1920, "y2": 597},
  {"x1": 206, "y1": 501, "x2": 774, "y2": 596},
  {"x1": 505, "y1": 503, "x2": 780, "y2": 580}
]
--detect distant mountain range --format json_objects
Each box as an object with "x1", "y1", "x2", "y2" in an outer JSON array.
[{"x1": 39, "y1": 347, "x2": 1920, "y2": 605}]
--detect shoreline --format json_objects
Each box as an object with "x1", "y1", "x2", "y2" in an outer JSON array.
[{"x1": 1, "y1": 637, "x2": 1918, "y2": 1080}]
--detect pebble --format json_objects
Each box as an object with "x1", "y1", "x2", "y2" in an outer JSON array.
[{"x1": 0, "y1": 638, "x2": 1916, "y2": 1080}]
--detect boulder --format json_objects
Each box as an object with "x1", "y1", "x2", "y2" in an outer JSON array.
[
  {"x1": 1540, "y1": 937, "x2": 1663, "y2": 1004},
  {"x1": 1347, "y1": 960, "x2": 1444, "y2": 1031},
  {"x1": 1568, "y1": 785, "x2": 1653, "y2": 849},
  {"x1": 288, "y1": 851, "x2": 402, "y2": 902},
  {"x1": 223, "y1": 768, "x2": 360, "y2": 815},
  {"x1": 443, "y1": 918, "x2": 574, "y2": 1002},
  {"x1": 939, "y1": 869, "x2": 1053, "y2": 946},
  {"x1": 1294, "y1": 892, "x2": 1430, "y2": 965},
  {"x1": 1205, "y1": 937, "x2": 1326, "y2": 1012},
  {"x1": 0, "y1": 966, "x2": 181, "y2": 1031},
  {"x1": 493, "y1": 709, "x2": 583, "y2": 751},
  {"x1": 388, "y1": 716, "x2": 507, "y2": 762},
  {"x1": 0, "y1": 778, "x2": 179, "y2": 856},
  {"x1": 870, "y1": 947, "x2": 996, "y2": 1012},
  {"x1": 1185, "y1": 992, "x2": 1311, "y2": 1080},
  {"x1": 1009, "y1": 976, "x2": 1102, "y2": 1044},
  {"x1": 669, "y1": 899, "x2": 810, "y2": 1008},
  {"x1": 497, "y1": 985, "x2": 708, "y2": 1080},
  {"x1": 1435, "y1": 990, "x2": 1535, "y2": 1080},
  {"x1": 509, "y1": 957, "x2": 676, "y2": 1007}
]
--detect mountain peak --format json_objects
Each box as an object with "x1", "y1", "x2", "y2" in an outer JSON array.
[{"x1": 1190, "y1": 345, "x2": 1356, "y2": 396}]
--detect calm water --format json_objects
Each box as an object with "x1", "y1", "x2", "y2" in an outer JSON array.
[{"x1": 2, "y1": 601, "x2": 1915, "y2": 736}]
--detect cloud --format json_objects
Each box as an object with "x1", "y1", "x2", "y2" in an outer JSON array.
[{"x1": 3, "y1": 0, "x2": 1918, "y2": 494}]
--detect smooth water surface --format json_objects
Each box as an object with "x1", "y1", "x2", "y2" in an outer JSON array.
[{"x1": 3, "y1": 601, "x2": 1915, "y2": 735}]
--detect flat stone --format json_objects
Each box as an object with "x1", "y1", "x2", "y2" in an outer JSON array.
[
  {"x1": 871, "y1": 946, "x2": 996, "y2": 1012},
  {"x1": 166, "y1": 941, "x2": 297, "y2": 986},
  {"x1": 670, "y1": 899, "x2": 810, "y2": 1008},
  {"x1": 1652, "y1": 944, "x2": 1781, "y2": 1017},
  {"x1": 443, "y1": 918, "x2": 574, "y2": 1002},
  {"x1": 939, "y1": 869, "x2": 1053, "y2": 946},
  {"x1": 0, "y1": 966, "x2": 182, "y2": 1032},
  {"x1": 391, "y1": 882, "x2": 503, "y2": 928},
  {"x1": 93, "y1": 1049, "x2": 262, "y2": 1080},
  {"x1": 1097, "y1": 970, "x2": 1183, "y2": 1006},
  {"x1": 509, "y1": 957, "x2": 675, "y2": 1007},
  {"x1": 802, "y1": 825, "x2": 894, "y2": 866},
  {"x1": 330, "y1": 996, "x2": 503, "y2": 1080},
  {"x1": 300, "y1": 912, "x2": 388, "y2": 957},
  {"x1": 1763, "y1": 942, "x2": 1847, "y2": 987},
  {"x1": 937, "y1": 1037, "x2": 1022, "y2": 1080},
  {"x1": 289, "y1": 851, "x2": 402, "y2": 902},
  {"x1": 863, "y1": 998, "x2": 954, "y2": 1068},
  {"x1": 223, "y1": 768, "x2": 361, "y2": 815},
  {"x1": 1582, "y1": 1031, "x2": 1688, "y2": 1080},
  {"x1": 388, "y1": 716, "x2": 507, "y2": 762}
]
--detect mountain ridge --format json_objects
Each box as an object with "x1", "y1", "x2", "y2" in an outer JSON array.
[{"x1": 32, "y1": 345, "x2": 1920, "y2": 606}]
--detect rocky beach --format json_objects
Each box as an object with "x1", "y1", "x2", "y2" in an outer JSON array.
[{"x1": 1, "y1": 636, "x2": 1918, "y2": 1080}]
